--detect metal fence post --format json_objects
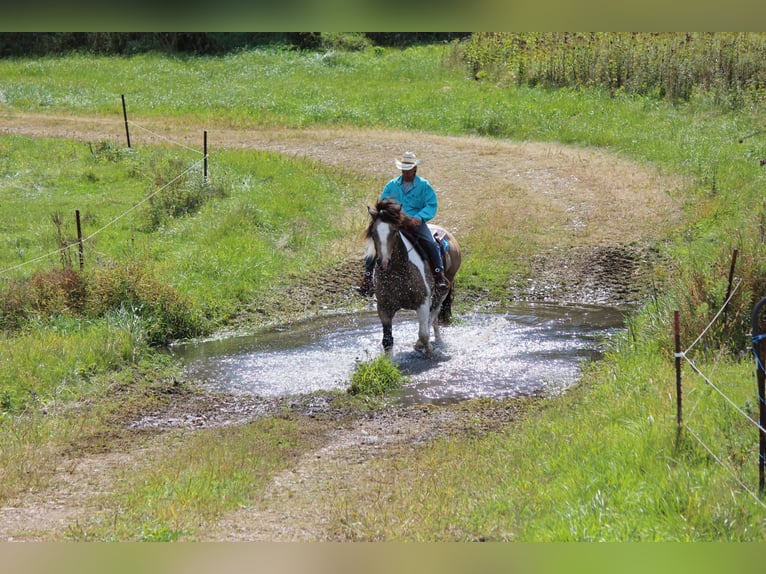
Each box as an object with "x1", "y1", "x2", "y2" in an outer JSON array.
[
  {"x1": 203, "y1": 130, "x2": 208, "y2": 180},
  {"x1": 121, "y1": 94, "x2": 131, "y2": 149},
  {"x1": 674, "y1": 310, "x2": 683, "y2": 431},
  {"x1": 750, "y1": 297, "x2": 766, "y2": 493},
  {"x1": 75, "y1": 209, "x2": 84, "y2": 270}
]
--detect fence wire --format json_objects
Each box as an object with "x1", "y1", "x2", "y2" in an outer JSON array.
[
  {"x1": 676, "y1": 276, "x2": 766, "y2": 504},
  {"x1": 0, "y1": 125, "x2": 206, "y2": 279},
  {"x1": 684, "y1": 424, "x2": 766, "y2": 510},
  {"x1": 128, "y1": 120, "x2": 205, "y2": 156}
]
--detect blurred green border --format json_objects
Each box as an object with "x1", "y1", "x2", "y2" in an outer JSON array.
[
  {"x1": 1, "y1": 0, "x2": 764, "y2": 31},
  {"x1": 2, "y1": 541, "x2": 765, "y2": 574}
]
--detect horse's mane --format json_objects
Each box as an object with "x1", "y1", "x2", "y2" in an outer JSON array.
[{"x1": 364, "y1": 199, "x2": 404, "y2": 239}]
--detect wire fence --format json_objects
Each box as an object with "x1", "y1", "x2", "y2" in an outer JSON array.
[
  {"x1": 0, "y1": 105, "x2": 209, "y2": 280},
  {"x1": 674, "y1": 271, "x2": 766, "y2": 508}
]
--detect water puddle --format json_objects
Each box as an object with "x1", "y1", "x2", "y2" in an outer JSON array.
[{"x1": 170, "y1": 303, "x2": 626, "y2": 406}]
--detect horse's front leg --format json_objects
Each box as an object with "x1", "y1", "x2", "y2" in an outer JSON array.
[
  {"x1": 378, "y1": 308, "x2": 394, "y2": 357},
  {"x1": 414, "y1": 300, "x2": 433, "y2": 357}
]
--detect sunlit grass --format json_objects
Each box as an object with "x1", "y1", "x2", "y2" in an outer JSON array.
[
  {"x1": 337, "y1": 348, "x2": 765, "y2": 541},
  {"x1": 67, "y1": 415, "x2": 325, "y2": 541}
]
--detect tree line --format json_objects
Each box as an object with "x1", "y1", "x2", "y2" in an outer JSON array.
[{"x1": 0, "y1": 32, "x2": 469, "y2": 58}]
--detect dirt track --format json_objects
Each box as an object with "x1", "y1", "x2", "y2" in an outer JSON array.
[{"x1": 0, "y1": 111, "x2": 686, "y2": 540}]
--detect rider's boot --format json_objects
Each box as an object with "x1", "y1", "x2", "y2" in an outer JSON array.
[{"x1": 433, "y1": 268, "x2": 449, "y2": 291}]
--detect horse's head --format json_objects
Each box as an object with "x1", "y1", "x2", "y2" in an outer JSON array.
[{"x1": 365, "y1": 199, "x2": 404, "y2": 271}]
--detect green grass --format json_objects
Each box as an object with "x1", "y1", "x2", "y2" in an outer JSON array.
[
  {"x1": 2, "y1": 39, "x2": 766, "y2": 540},
  {"x1": 348, "y1": 355, "x2": 406, "y2": 397},
  {"x1": 66, "y1": 415, "x2": 324, "y2": 541},
  {"x1": 339, "y1": 344, "x2": 765, "y2": 541}
]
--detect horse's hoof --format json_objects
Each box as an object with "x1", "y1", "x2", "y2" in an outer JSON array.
[{"x1": 413, "y1": 341, "x2": 433, "y2": 357}]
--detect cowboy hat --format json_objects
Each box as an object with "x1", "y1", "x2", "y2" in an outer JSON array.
[{"x1": 394, "y1": 151, "x2": 421, "y2": 171}]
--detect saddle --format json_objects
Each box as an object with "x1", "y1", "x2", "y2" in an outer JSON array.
[{"x1": 400, "y1": 227, "x2": 450, "y2": 271}]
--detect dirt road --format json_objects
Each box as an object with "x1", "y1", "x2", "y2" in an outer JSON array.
[{"x1": 0, "y1": 111, "x2": 685, "y2": 540}]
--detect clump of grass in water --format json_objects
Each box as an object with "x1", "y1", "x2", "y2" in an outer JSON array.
[{"x1": 348, "y1": 355, "x2": 405, "y2": 397}]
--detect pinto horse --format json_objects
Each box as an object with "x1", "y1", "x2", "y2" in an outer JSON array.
[{"x1": 364, "y1": 199, "x2": 462, "y2": 357}]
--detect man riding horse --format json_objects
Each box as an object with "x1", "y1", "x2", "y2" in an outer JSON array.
[{"x1": 357, "y1": 151, "x2": 448, "y2": 296}]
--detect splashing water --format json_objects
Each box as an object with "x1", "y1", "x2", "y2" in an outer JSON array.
[{"x1": 170, "y1": 304, "x2": 625, "y2": 405}]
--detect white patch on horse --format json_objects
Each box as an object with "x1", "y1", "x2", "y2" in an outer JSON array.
[
  {"x1": 377, "y1": 221, "x2": 392, "y2": 265},
  {"x1": 400, "y1": 232, "x2": 430, "y2": 296}
]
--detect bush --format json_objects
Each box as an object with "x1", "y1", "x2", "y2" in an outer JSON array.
[
  {"x1": 87, "y1": 261, "x2": 206, "y2": 346},
  {"x1": 0, "y1": 268, "x2": 87, "y2": 330},
  {"x1": 142, "y1": 156, "x2": 226, "y2": 232},
  {"x1": 0, "y1": 259, "x2": 207, "y2": 346},
  {"x1": 348, "y1": 356, "x2": 405, "y2": 397}
]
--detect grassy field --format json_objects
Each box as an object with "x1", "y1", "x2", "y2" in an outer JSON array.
[{"x1": 2, "y1": 35, "x2": 766, "y2": 540}]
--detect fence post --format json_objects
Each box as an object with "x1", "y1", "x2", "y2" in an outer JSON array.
[
  {"x1": 75, "y1": 209, "x2": 84, "y2": 271},
  {"x1": 204, "y1": 130, "x2": 208, "y2": 180},
  {"x1": 674, "y1": 310, "x2": 683, "y2": 431},
  {"x1": 121, "y1": 94, "x2": 131, "y2": 149},
  {"x1": 723, "y1": 248, "x2": 738, "y2": 316},
  {"x1": 751, "y1": 298, "x2": 766, "y2": 494}
]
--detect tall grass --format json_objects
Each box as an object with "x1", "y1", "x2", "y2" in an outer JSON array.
[{"x1": 460, "y1": 33, "x2": 766, "y2": 106}]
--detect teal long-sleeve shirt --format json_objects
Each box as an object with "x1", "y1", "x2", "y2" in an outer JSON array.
[{"x1": 379, "y1": 175, "x2": 438, "y2": 223}]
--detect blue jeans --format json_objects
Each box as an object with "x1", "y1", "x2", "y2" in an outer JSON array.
[{"x1": 365, "y1": 221, "x2": 444, "y2": 275}]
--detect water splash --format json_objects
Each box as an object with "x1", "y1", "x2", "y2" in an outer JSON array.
[{"x1": 171, "y1": 304, "x2": 625, "y2": 405}]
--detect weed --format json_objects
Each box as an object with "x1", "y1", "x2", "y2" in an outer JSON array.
[
  {"x1": 87, "y1": 260, "x2": 206, "y2": 346},
  {"x1": 348, "y1": 356, "x2": 405, "y2": 397},
  {"x1": 139, "y1": 151, "x2": 227, "y2": 232}
]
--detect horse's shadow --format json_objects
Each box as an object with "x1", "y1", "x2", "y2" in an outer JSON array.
[{"x1": 391, "y1": 344, "x2": 451, "y2": 376}]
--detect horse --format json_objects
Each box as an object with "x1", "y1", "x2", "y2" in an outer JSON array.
[{"x1": 364, "y1": 198, "x2": 462, "y2": 357}]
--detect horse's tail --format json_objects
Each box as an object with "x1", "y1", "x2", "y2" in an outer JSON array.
[{"x1": 438, "y1": 285, "x2": 454, "y2": 325}]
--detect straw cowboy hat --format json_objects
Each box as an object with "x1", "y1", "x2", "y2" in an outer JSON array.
[{"x1": 394, "y1": 151, "x2": 421, "y2": 171}]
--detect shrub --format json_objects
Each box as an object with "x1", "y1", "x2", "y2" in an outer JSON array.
[
  {"x1": 142, "y1": 154, "x2": 226, "y2": 232},
  {"x1": 0, "y1": 260, "x2": 205, "y2": 345},
  {"x1": 320, "y1": 33, "x2": 372, "y2": 52},
  {"x1": 0, "y1": 268, "x2": 87, "y2": 330},
  {"x1": 87, "y1": 261, "x2": 206, "y2": 346},
  {"x1": 348, "y1": 356, "x2": 405, "y2": 397}
]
